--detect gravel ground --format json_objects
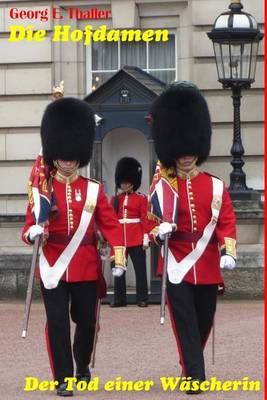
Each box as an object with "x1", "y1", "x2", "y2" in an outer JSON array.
[{"x1": 0, "y1": 300, "x2": 263, "y2": 400}]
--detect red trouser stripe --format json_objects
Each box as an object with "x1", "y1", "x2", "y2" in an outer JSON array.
[
  {"x1": 166, "y1": 295, "x2": 186, "y2": 375},
  {"x1": 40, "y1": 281, "x2": 56, "y2": 380},
  {"x1": 45, "y1": 323, "x2": 56, "y2": 380}
]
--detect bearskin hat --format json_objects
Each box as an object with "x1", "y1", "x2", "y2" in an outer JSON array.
[
  {"x1": 115, "y1": 157, "x2": 142, "y2": 191},
  {"x1": 41, "y1": 97, "x2": 95, "y2": 168},
  {"x1": 150, "y1": 81, "x2": 212, "y2": 167}
]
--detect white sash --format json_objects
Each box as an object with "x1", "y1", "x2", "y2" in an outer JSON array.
[
  {"x1": 167, "y1": 177, "x2": 223, "y2": 284},
  {"x1": 40, "y1": 181, "x2": 99, "y2": 289}
]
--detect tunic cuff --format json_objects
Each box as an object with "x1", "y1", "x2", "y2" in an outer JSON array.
[
  {"x1": 220, "y1": 237, "x2": 236, "y2": 259},
  {"x1": 149, "y1": 226, "x2": 164, "y2": 245},
  {"x1": 113, "y1": 246, "x2": 127, "y2": 270}
]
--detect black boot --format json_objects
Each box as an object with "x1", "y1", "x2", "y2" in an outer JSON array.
[
  {"x1": 137, "y1": 301, "x2": 148, "y2": 307},
  {"x1": 110, "y1": 301, "x2": 127, "y2": 308},
  {"x1": 56, "y1": 382, "x2": 74, "y2": 397},
  {"x1": 76, "y1": 366, "x2": 91, "y2": 385},
  {"x1": 186, "y1": 380, "x2": 203, "y2": 395}
]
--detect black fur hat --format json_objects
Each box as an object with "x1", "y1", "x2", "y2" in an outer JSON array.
[
  {"x1": 41, "y1": 97, "x2": 95, "y2": 168},
  {"x1": 150, "y1": 81, "x2": 212, "y2": 167},
  {"x1": 115, "y1": 157, "x2": 142, "y2": 191}
]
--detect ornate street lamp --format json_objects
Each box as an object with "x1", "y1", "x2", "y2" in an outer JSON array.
[{"x1": 207, "y1": 0, "x2": 263, "y2": 199}]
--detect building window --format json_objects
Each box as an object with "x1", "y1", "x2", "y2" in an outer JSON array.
[{"x1": 87, "y1": 34, "x2": 176, "y2": 91}]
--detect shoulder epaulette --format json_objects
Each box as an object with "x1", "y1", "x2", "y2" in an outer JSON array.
[
  {"x1": 204, "y1": 171, "x2": 222, "y2": 181},
  {"x1": 137, "y1": 192, "x2": 146, "y2": 197},
  {"x1": 88, "y1": 177, "x2": 101, "y2": 185}
]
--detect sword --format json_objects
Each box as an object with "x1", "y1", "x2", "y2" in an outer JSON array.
[
  {"x1": 160, "y1": 234, "x2": 169, "y2": 325},
  {"x1": 90, "y1": 292, "x2": 102, "y2": 368},
  {"x1": 91, "y1": 252, "x2": 106, "y2": 368},
  {"x1": 21, "y1": 235, "x2": 41, "y2": 338}
]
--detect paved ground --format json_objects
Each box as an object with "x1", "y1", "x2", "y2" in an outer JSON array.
[{"x1": 0, "y1": 300, "x2": 264, "y2": 400}]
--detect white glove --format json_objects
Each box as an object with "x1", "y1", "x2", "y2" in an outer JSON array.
[
  {"x1": 220, "y1": 255, "x2": 236, "y2": 270},
  {"x1": 28, "y1": 225, "x2": 44, "y2": 241},
  {"x1": 112, "y1": 267, "x2": 125, "y2": 277},
  {"x1": 158, "y1": 222, "x2": 174, "y2": 240}
]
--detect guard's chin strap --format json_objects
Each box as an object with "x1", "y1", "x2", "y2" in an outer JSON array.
[
  {"x1": 176, "y1": 167, "x2": 199, "y2": 180},
  {"x1": 53, "y1": 161, "x2": 80, "y2": 178}
]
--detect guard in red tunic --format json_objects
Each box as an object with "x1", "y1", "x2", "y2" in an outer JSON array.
[
  {"x1": 148, "y1": 82, "x2": 237, "y2": 394},
  {"x1": 110, "y1": 157, "x2": 149, "y2": 307},
  {"x1": 22, "y1": 98, "x2": 126, "y2": 397}
]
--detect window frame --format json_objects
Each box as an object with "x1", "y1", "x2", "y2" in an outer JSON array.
[{"x1": 86, "y1": 30, "x2": 177, "y2": 94}]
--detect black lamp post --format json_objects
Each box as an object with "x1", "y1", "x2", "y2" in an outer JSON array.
[{"x1": 207, "y1": 0, "x2": 263, "y2": 200}]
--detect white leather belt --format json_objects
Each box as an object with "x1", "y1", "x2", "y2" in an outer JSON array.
[{"x1": 119, "y1": 218, "x2": 140, "y2": 224}]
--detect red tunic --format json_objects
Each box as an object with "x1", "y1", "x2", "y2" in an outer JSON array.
[
  {"x1": 151, "y1": 172, "x2": 236, "y2": 285},
  {"x1": 22, "y1": 176, "x2": 124, "y2": 282},
  {"x1": 110, "y1": 192, "x2": 149, "y2": 247}
]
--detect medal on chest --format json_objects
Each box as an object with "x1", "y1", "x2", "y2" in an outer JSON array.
[{"x1": 75, "y1": 189, "x2": 82, "y2": 202}]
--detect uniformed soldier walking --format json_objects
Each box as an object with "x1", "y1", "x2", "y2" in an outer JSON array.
[
  {"x1": 148, "y1": 82, "x2": 237, "y2": 394},
  {"x1": 110, "y1": 157, "x2": 149, "y2": 307},
  {"x1": 22, "y1": 98, "x2": 126, "y2": 396}
]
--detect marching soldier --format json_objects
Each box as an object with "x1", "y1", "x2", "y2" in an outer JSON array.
[
  {"x1": 148, "y1": 81, "x2": 237, "y2": 394},
  {"x1": 22, "y1": 98, "x2": 126, "y2": 397},
  {"x1": 110, "y1": 157, "x2": 149, "y2": 307}
]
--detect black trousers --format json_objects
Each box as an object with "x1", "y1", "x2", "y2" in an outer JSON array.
[
  {"x1": 41, "y1": 280, "x2": 97, "y2": 383},
  {"x1": 167, "y1": 280, "x2": 218, "y2": 381},
  {"x1": 113, "y1": 245, "x2": 148, "y2": 303}
]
